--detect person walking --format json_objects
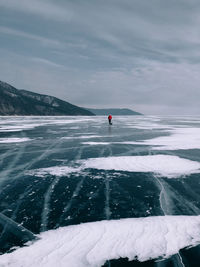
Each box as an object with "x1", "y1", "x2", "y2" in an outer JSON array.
[{"x1": 108, "y1": 114, "x2": 112, "y2": 125}]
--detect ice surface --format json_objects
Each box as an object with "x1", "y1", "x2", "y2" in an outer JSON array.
[
  {"x1": 1, "y1": 216, "x2": 200, "y2": 267},
  {"x1": 81, "y1": 155, "x2": 200, "y2": 178},
  {"x1": 1, "y1": 116, "x2": 200, "y2": 266}
]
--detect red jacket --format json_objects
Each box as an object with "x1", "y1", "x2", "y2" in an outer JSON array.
[{"x1": 108, "y1": 115, "x2": 112, "y2": 120}]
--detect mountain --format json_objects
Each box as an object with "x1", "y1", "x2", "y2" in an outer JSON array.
[
  {"x1": 0, "y1": 81, "x2": 94, "y2": 116},
  {"x1": 86, "y1": 108, "x2": 142, "y2": 116}
]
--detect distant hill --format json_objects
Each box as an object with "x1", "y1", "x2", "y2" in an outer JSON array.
[
  {"x1": 87, "y1": 108, "x2": 142, "y2": 116},
  {"x1": 0, "y1": 81, "x2": 94, "y2": 116}
]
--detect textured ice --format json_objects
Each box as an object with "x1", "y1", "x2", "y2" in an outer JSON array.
[
  {"x1": 1, "y1": 216, "x2": 200, "y2": 267},
  {"x1": 81, "y1": 155, "x2": 200, "y2": 178},
  {"x1": 0, "y1": 138, "x2": 31, "y2": 143}
]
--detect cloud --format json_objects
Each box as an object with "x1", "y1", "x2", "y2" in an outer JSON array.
[
  {"x1": 66, "y1": 0, "x2": 200, "y2": 63},
  {"x1": 1, "y1": 47, "x2": 200, "y2": 115},
  {"x1": 30, "y1": 57, "x2": 65, "y2": 68},
  {"x1": 1, "y1": 0, "x2": 200, "y2": 114},
  {"x1": 0, "y1": 0, "x2": 73, "y2": 21},
  {"x1": 0, "y1": 26, "x2": 64, "y2": 49},
  {"x1": 70, "y1": 60, "x2": 200, "y2": 114}
]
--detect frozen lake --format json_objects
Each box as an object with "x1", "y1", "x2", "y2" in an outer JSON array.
[{"x1": 1, "y1": 116, "x2": 200, "y2": 267}]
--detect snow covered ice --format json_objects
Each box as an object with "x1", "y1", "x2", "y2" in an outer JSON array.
[{"x1": 1, "y1": 115, "x2": 200, "y2": 266}]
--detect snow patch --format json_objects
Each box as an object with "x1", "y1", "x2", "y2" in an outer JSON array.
[
  {"x1": 82, "y1": 142, "x2": 110, "y2": 145},
  {"x1": 0, "y1": 138, "x2": 31, "y2": 143},
  {"x1": 62, "y1": 135, "x2": 103, "y2": 140},
  {"x1": 80, "y1": 155, "x2": 200, "y2": 178},
  {"x1": 1, "y1": 216, "x2": 200, "y2": 266},
  {"x1": 0, "y1": 123, "x2": 45, "y2": 132},
  {"x1": 28, "y1": 155, "x2": 200, "y2": 179},
  {"x1": 26, "y1": 155, "x2": 200, "y2": 178},
  {"x1": 27, "y1": 166, "x2": 81, "y2": 177},
  {"x1": 134, "y1": 128, "x2": 200, "y2": 150},
  {"x1": 128, "y1": 124, "x2": 173, "y2": 130}
]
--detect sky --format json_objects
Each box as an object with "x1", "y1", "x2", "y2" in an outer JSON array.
[{"x1": 0, "y1": 0, "x2": 200, "y2": 115}]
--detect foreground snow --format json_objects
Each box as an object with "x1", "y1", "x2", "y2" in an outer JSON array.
[{"x1": 1, "y1": 216, "x2": 200, "y2": 267}]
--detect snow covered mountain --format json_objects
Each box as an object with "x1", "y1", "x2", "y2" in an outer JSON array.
[{"x1": 0, "y1": 81, "x2": 94, "y2": 116}]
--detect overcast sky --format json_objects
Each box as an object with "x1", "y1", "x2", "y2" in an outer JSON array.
[{"x1": 0, "y1": 0, "x2": 200, "y2": 114}]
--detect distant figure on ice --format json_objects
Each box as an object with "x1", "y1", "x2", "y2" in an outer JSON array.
[{"x1": 108, "y1": 114, "x2": 112, "y2": 125}]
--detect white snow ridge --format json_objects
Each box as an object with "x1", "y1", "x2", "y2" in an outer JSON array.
[{"x1": 1, "y1": 216, "x2": 200, "y2": 267}]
